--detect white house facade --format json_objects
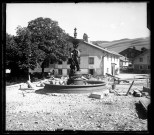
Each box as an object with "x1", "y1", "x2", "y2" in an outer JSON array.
[{"x1": 30, "y1": 40, "x2": 121, "y2": 76}]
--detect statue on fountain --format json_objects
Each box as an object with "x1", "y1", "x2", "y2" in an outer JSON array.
[
  {"x1": 69, "y1": 45, "x2": 80, "y2": 75},
  {"x1": 67, "y1": 28, "x2": 83, "y2": 85}
]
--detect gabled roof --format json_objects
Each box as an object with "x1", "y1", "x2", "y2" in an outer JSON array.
[
  {"x1": 119, "y1": 47, "x2": 141, "y2": 54},
  {"x1": 69, "y1": 36, "x2": 122, "y2": 57},
  {"x1": 133, "y1": 49, "x2": 150, "y2": 60},
  {"x1": 80, "y1": 40, "x2": 122, "y2": 57}
]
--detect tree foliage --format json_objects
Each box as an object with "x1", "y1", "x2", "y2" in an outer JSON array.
[
  {"x1": 6, "y1": 33, "x2": 22, "y2": 76},
  {"x1": 27, "y1": 17, "x2": 71, "y2": 76},
  {"x1": 6, "y1": 33, "x2": 17, "y2": 68},
  {"x1": 27, "y1": 17, "x2": 70, "y2": 63},
  {"x1": 15, "y1": 26, "x2": 38, "y2": 70},
  {"x1": 6, "y1": 17, "x2": 72, "y2": 78}
]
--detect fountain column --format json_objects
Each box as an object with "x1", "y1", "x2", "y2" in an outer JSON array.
[{"x1": 67, "y1": 28, "x2": 84, "y2": 85}]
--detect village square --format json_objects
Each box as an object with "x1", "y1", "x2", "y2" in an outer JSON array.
[{"x1": 5, "y1": 3, "x2": 150, "y2": 132}]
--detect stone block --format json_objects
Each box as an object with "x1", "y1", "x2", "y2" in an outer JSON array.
[
  {"x1": 129, "y1": 91, "x2": 134, "y2": 95},
  {"x1": 134, "y1": 89, "x2": 141, "y2": 93},
  {"x1": 142, "y1": 92, "x2": 149, "y2": 97},
  {"x1": 36, "y1": 83, "x2": 45, "y2": 87},
  {"x1": 109, "y1": 89, "x2": 114, "y2": 93},
  {"x1": 40, "y1": 83, "x2": 45, "y2": 87},
  {"x1": 139, "y1": 98, "x2": 150, "y2": 111},
  {"x1": 117, "y1": 92, "x2": 126, "y2": 96},
  {"x1": 102, "y1": 89, "x2": 109, "y2": 96},
  {"x1": 134, "y1": 92, "x2": 142, "y2": 97},
  {"x1": 89, "y1": 93, "x2": 103, "y2": 99},
  {"x1": 143, "y1": 86, "x2": 150, "y2": 96}
]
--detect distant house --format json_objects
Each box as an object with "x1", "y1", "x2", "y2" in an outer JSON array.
[
  {"x1": 30, "y1": 35, "x2": 122, "y2": 76},
  {"x1": 119, "y1": 56, "x2": 131, "y2": 69},
  {"x1": 132, "y1": 50, "x2": 150, "y2": 73},
  {"x1": 119, "y1": 47, "x2": 141, "y2": 62}
]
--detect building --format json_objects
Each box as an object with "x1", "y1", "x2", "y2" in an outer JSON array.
[
  {"x1": 119, "y1": 47, "x2": 141, "y2": 63},
  {"x1": 132, "y1": 50, "x2": 150, "y2": 73},
  {"x1": 119, "y1": 56, "x2": 131, "y2": 69},
  {"x1": 74, "y1": 39, "x2": 121, "y2": 76},
  {"x1": 30, "y1": 36, "x2": 121, "y2": 76}
]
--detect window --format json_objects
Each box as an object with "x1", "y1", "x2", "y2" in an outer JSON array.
[
  {"x1": 58, "y1": 61, "x2": 62, "y2": 64},
  {"x1": 89, "y1": 57, "x2": 94, "y2": 64},
  {"x1": 58, "y1": 69, "x2": 62, "y2": 75},
  {"x1": 139, "y1": 58, "x2": 143, "y2": 62}
]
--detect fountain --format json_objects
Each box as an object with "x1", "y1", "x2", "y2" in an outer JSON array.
[{"x1": 44, "y1": 28, "x2": 106, "y2": 93}]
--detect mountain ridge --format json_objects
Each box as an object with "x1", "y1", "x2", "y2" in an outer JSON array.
[{"x1": 91, "y1": 37, "x2": 150, "y2": 53}]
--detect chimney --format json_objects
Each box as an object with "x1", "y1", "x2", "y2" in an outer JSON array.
[
  {"x1": 83, "y1": 33, "x2": 88, "y2": 42},
  {"x1": 133, "y1": 46, "x2": 136, "y2": 50}
]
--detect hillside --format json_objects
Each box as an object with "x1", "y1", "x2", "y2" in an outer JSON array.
[{"x1": 91, "y1": 37, "x2": 150, "y2": 53}]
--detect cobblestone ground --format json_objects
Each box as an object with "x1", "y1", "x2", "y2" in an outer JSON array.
[{"x1": 5, "y1": 73, "x2": 149, "y2": 131}]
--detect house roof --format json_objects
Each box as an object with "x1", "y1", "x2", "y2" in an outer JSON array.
[
  {"x1": 69, "y1": 36, "x2": 122, "y2": 57},
  {"x1": 133, "y1": 49, "x2": 150, "y2": 60},
  {"x1": 119, "y1": 47, "x2": 141, "y2": 54},
  {"x1": 80, "y1": 40, "x2": 122, "y2": 57}
]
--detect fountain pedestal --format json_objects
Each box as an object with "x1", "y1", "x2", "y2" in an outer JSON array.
[{"x1": 67, "y1": 71, "x2": 84, "y2": 85}]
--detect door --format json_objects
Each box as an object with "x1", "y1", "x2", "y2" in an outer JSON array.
[
  {"x1": 111, "y1": 63, "x2": 115, "y2": 76},
  {"x1": 89, "y1": 69, "x2": 94, "y2": 75}
]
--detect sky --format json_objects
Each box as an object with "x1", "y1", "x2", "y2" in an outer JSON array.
[{"x1": 6, "y1": 3, "x2": 150, "y2": 41}]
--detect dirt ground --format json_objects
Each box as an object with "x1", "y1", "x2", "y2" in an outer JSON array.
[{"x1": 5, "y1": 73, "x2": 150, "y2": 131}]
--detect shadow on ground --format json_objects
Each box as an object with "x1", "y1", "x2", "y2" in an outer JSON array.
[
  {"x1": 135, "y1": 102, "x2": 147, "y2": 119},
  {"x1": 35, "y1": 88, "x2": 67, "y2": 95},
  {"x1": 35, "y1": 88, "x2": 50, "y2": 95}
]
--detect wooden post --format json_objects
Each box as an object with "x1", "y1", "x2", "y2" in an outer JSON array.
[{"x1": 126, "y1": 80, "x2": 134, "y2": 96}]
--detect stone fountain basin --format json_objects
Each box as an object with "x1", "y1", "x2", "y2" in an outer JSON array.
[{"x1": 44, "y1": 80, "x2": 106, "y2": 93}]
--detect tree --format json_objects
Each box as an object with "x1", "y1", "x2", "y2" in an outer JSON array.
[
  {"x1": 15, "y1": 26, "x2": 38, "y2": 71},
  {"x1": 6, "y1": 33, "x2": 20, "y2": 77},
  {"x1": 7, "y1": 17, "x2": 72, "y2": 79},
  {"x1": 27, "y1": 17, "x2": 71, "y2": 77}
]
